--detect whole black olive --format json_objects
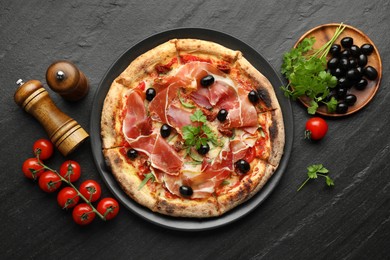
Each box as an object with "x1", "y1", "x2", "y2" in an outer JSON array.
[
  {"x1": 339, "y1": 58, "x2": 350, "y2": 70},
  {"x1": 340, "y1": 49, "x2": 351, "y2": 58},
  {"x1": 349, "y1": 45, "x2": 361, "y2": 57},
  {"x1": 235, "y1": 159, "x2": 250, "y2": 174},
  {"x1": 361, "y1": 43, "x2": 374, "y2": 55},
  {"x1": 329, "y1": 44, "x2": 341, "y2": 56},
  {"x1": 341, "y1": 37, "x2": 353, "y2": 48},
  {"x1": 126, "y1": 149, "x2": 138, "y2": 160},
  {"x1": 200, "y1": 75, "x2": 215, "y2": 87},
  {"x1": 217, "y1": 109, "x2": 228, "y2": 122},
  {"x1": 357, "y1": 54, "x2": 368, "y2": 67},
  {"x1": 363, "y1": 66, "x2": 378, "y2": 80},
  {"x1": 348, "y1": 58, "x2": 358, "y2": 68},
  {"x1": 248, "y1": 90, "x2": 260, "y2": 104},
  {"x1": 336, "y1": 102, "x2": 348, "y2": 114},
  {"x1": 179, "y1": 185, "x2": 193, "y2": 197},
  {"x1": 336, "y1": 87, "x2": 348, "y2": 99},
  {"x1": 145, "y1": 88, "x2": 156, "y2": 101},
  {"x1": 160, "y1": 124, "x2": 172, "y2": 138},
  {"x1": 197, "y1": 144, "x2": 210, "y2": 155},
  {"x1": 327, "y1": 57, "x2": 339, "y2": 70},
  {"x1": 345, "y1": 94, "x2": 357, "y2": 106},
  {"x1": 338, "y1": 77, "x2": 351, "y2": 88},
  {"x1": 346, "y1": 68, "x2": 361, "y2": 82},
  {"x1": 331, "y1": 67, "x2": 344, "y2": 78},
  {"x1": 355, "y1": 78, "x2": 368, "y2": 90}
]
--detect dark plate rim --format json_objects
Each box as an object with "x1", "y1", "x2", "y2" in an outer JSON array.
[{"x1": 90, "y1": 27, "x2": 293, "y2": 231}]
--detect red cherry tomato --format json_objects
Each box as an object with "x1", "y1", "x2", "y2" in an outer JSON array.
[
  {"x1": 38, "y1": 171, "x2": 62, "y2": 193},
  {"x1": 97, "y1": 198, "x2": 120, "y2": 220},
  {"x1": 79, "y1": 180, "x2": 102, "y2": 202},
  {"x1": 22, "y1": 158, "x2": 44, "y2": 180},
  {"x1": 57, "y1": 187, "x2": 80, "y2": 209},
  {"x1": 305, "y1": 117, "x2": 328, "y2": 140},
  {"x1": 59, "y1": 160, "x2": 81, "y2": 183},
  {"x1": 33, "y1": 139, "x2": 54, "y2": 160},
  {"x1": 72, "y1": 203, "x2": 95, "y2": 225}
]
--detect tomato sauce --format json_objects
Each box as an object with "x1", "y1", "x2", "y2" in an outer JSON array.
[{"x1": 180, "y1": 54, "x2": 212, "y2": 64}]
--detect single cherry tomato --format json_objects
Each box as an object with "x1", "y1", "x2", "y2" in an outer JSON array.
[
  {"x1": 33, "y1": 139, "x2": 54, "y2": 160},
  {"x1": 59, "y1": 160, "x2": 81, "y2": 182},
  {"x1": 38, "y1": 171, "x2": 62, "y2": 193},
  {"x1": 57, "y1": 187, "x2": 80, "y2": 209},
  {"x1": 72, "y1": 203, "x2": 95, "y2": 225},
  {"x1": 22, "y1": 158, "x2": 44, "y2": 180},
  {"x1": 305, "y1": 117, "x2": 328, "y2": 141},
  {"x1": 97, "y1": 198, "x2": 120, "y2": 220},
  {"x1": 79, "y1": 180, "x2": 102, "y2": 202}
]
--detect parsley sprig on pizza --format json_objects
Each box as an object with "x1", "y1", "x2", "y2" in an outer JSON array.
[
  {"x1": 182, "y1": 110, "x2": 219, "y2": 151},
  {"x1": 101, "y1": 39, "x2": 285, "y2": 218}
]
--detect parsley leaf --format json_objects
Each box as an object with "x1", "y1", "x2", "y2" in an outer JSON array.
[
  {"x1": 190, "y1": 110, "x2": 207, "y2": 123},
  {"x1": 297, "y1": 164, "x2": 334, "y2": 191},
  {"x1": 182, "y1": 110, "x2": 219, "y2": 150},
  {"x1": 281, "y1": 24, "x2": 346, "y2": 114}
]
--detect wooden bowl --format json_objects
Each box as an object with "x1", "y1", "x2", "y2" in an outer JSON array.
[{"x1": 294, "y1": 23, "x2": 382, "y2": 116}]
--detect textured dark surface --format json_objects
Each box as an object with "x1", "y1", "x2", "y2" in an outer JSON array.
[{"x1": 1, "y1": 0, "x2": 389, "y2": 259}]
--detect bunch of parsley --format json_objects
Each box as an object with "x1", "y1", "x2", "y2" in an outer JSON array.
[{"x1": 281, "y1": 24, "x2": 346, "y2": 114}]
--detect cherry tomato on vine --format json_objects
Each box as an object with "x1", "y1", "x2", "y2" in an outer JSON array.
[
  {"x1": 97, "y1": 198, "x2": 120, "y2": 220},
  {"x1": 38, "y1": 171, "x2": 62, "y2": 193},
  {"x1": 304, "y1": 117, "x2": 328, "y2": 141},
  {"x1": 33, "y1": 139, "x2": 54, "y2": 160},
  {"x1": 22, "y1": 158, "x2": 44, "y2": 180},
  {"x1": 57, "y1": 187, "x2": 80, "y2": 209},
  {"x1": 59, "y1": 160, "x2": 81, "y2": 183},
  {"x1": 79, "y1": 180, "x2": 101, "y2": 202},
  {"x1": 72, "y1": 203, "x2": 95, "y2": 225}
]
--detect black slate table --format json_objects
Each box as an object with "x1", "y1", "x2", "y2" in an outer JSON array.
[{"x1": 1, "y1": 1, "x2": 389, "y2": 259}]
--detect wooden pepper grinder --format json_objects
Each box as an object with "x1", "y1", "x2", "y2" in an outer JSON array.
[
  {"x1": 14, "y1": 79, "x2": 89, "y2": 156},
  {"x1": 46, "y1": 60, "x2": 89, "y2": 101}
]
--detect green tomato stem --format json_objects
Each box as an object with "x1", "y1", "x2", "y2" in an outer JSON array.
[{"x1": 37, "y1": 159, "x2": 106, "y2": 221}]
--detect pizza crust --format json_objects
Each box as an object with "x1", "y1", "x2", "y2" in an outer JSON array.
[
  {"x1": 217, "y1": 160, "x2": 272, "y2": 214},
  {"x1": 101, "y1": 81, "x2": 127, "y2": 149},
  {"x1": 176, "y1": 38, "x2": 240, "y2": 64},
  {"x1": 116, "y1": 39, "x2": 178, "y2": 87},
  {"x1": 155, "y1": 191, "x2": 220, "y2": 218},
  {"x1": 268, "y1": 109, "x2": 285, "y2": 167}
]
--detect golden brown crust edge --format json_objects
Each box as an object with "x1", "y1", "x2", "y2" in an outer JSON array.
[
  {"x1": 176, "y1": 38, "x2": 240, "y2": 64},
  {"x1": 155, "y1": 193, "x2": 220, "y2": 218},
  {"x1": 217, "y1": 161, "x2": 275, "y2": 215},
  {"x1": 101, "y1": 81, "x2": 127, "y2": 149},
  {"x1": 116, "y1": 39, "x2": 179, "y2": 87}
]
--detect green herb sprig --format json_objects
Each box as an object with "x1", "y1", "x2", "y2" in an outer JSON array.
[
  {"x1": 182, "y1": 110, "x2": 219, "y2": 150},
  {"x1": 138, "y1": 172, "x2": 155, "y2": 190},
  {"x1": 297, "y1": 164, "x2": 334, "y2": 191},
  {"x1": 281, "y1": 23, "x2": 346, "y2": 114}
]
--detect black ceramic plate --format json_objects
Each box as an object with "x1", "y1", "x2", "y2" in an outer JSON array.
[{"x1": 90, "y1": 28, "x2": 293, "y2": 231}]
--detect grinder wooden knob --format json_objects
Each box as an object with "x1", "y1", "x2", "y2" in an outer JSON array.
[
  {"x1": 46, "y1": 60, "x2": 89, "y2": 101},
  {"x1": 14, "y1": 79, "x2": 89, "y2": 156}
]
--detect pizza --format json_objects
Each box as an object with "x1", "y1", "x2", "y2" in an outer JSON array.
[{"x1": 101, "y1": 39, "x2": 285, "y2": 218}]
